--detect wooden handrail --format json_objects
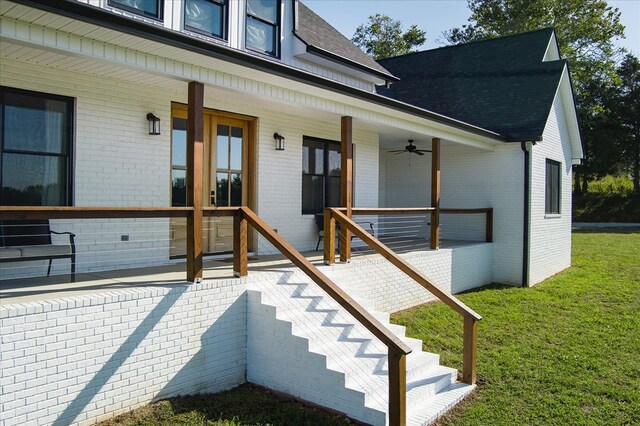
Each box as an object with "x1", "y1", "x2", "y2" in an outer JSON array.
[
  {"x1": 0, "y1": 206, "x2": 193, "y2": 219},
  {"x1": 239, "y1": 206, "x2": 411, "y2": 426},
  {"x1": 328, "y1": 208, "x2": 482, "y2": 385}
]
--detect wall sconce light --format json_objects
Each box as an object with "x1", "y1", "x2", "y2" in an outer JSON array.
[
  {"x1": 146, "y1": 113, "x2": 161, "y2": 135},
  {"x1": 273, "y1": 133, "x2": 285, "y2": 151}
]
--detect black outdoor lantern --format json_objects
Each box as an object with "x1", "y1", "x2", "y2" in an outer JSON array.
[
  {"x1": 146, "y1": 112, "x2": 161, "y2": 135},
  {"x1": 273, "y1": 132, "x2": 285, "y2": 151}
]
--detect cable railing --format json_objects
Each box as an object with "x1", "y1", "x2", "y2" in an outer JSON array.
[{"x1": 325, "y1": 207, "x2": 483, "y2": 387}]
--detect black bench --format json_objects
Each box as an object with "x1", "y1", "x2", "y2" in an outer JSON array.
[{"x1": 0, "y1": 220, "x2": 76, "y2": 281}]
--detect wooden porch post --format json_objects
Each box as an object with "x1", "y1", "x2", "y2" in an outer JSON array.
[
  {"x1": 430, "y1": 138, "x2": 441, "y2": 249},
  {"x1": 187, "y1": 81, "x2": 204, "y2": 281},
  {"x1": 340, "y1": 116, "x2": 353, "y2": 262},
  {"x1": 233, "y1": 210, "x2": 248, "y2": 277}
]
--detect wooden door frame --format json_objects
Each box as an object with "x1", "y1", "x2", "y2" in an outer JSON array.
[{"x1": 171, "y1": 102, "x2": 257, "y2": 253}]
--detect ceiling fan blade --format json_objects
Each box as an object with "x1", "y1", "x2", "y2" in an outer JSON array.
[
  {"x1": 388, "y1": 149, "x2": 405, "y2": 153},
  {"x1": 415, "y1": 151, "x2": 425, "y2": 156},
  {"x1": 416, "y1": 149, "x2": 432, "y2": 153},
  {"x1": 394, "y1": 151, "x2": 405, "y2": 155}
]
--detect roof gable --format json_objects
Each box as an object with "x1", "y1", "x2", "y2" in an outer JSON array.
[{"x1": 377, "y1": 29, "x2": 571, "y2": 141}]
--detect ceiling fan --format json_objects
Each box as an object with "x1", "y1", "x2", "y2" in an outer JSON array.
[{"x1": 388, "y1": 140, "x2": 432, "y2": 156}]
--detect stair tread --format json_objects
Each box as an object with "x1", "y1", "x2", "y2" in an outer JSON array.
[{"x1": 407, "y1": 382, "x2": 476, "y2": 426}]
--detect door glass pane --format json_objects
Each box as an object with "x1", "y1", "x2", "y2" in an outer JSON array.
[
  {"x1": 217, "y1": 125, "x2": 229, "y2": 169},
  {"x1": 4, "y1": 96, "x2": 68, "y2": 154},
  {"x1": 2, "y1": 153, "x2": 64, "y2": 206},
  {"x1": 314, "y1": 145, "x2": 324, "y2": 175},
  {"x1": 302, "y1": 175, "x2": 323, "y2": 214},
  {"x1": 216, "y1": 172, "x2": 229, "y2": 207},
  {"x1": 230, "y1": 173, "x2": 242, "y2": 206},
  {"x1": 246, "y1": 17, "x2": 275, "y2": 55},
  {"x1": 185, "y1": 0, "x2": 224, "y2": 38},
  {"x1": 172, "y1": 118, "x2": 187, "y2": 167},
  {"x1": 172, "y1": 169, "x2": 187, "y2": 207},
  {"x1": 230, "y1": 127, "x2": 243, "y2": 170},
  {"x1": 247, "y1": 0, "x2": 277, "y2": 22}
]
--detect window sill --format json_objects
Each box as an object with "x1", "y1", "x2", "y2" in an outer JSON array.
[{"x1": 544, "y1": 214, "x2": 562, "y2": 219}]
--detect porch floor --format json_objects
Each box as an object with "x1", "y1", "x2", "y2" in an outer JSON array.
[{"x1": 0, "y1": 238, "x2": 485, "y2": 304}]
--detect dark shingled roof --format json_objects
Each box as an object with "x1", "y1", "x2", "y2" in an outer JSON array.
[
  {"x1": 295, "y1": 1, "x2": 397, "y2": 81},
  {"x1": 377, "y1": 29, "x2": 566, "y2": 141}
]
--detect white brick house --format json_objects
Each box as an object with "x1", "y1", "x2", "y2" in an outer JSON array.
[{"x1": 0, "y1": 1, "x2": 582, "y2": 425}]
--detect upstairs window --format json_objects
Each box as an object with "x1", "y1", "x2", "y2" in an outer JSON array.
[
  {"x1": 0, "y1": 87, "x2": 74, "y2": 206},
  {"x1": 184, "y1": 0, "x2": 227, "y2": 40},
  {"x1": 545, "y1": 159, "x2": 561, "y2": 214},
  {"x1": 108, "y1": 0, "x2": 163, "y2": 20},
  {"x1": 302, "y1": 137, "x2": 341, "y2": 215},
  {"x1": 246, "y1": 0, "x2": 280, "y2": 57}
]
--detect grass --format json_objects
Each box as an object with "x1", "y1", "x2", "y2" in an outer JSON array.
[
  {"x1": 100, "y1": 228, "x2": 639, "y2": 425},
  {"x1": 573, "y1": 192, "x2": 640, "y2": 222},
  {"x1": 99, "y1": 383, "x2": 356, "y2": 425},
  {"x1": 393, "y1": 227, "x2": 640, "y2": 425}
]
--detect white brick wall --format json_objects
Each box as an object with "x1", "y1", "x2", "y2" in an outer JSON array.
[
  {"x1": 0, "y1": 279, "x2": 246, "y2": 426},
  {"x1": 322, "y1": 243, "x2": 494, "y2": 313},
  {"x1": 529, "y1": 94, "x2": 573, "y2": 284},
  {"x1": 381, "y1": 143, "x2": 525, "y2": 285}
]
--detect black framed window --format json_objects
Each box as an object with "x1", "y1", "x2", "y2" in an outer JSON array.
[
  {"x1": 545, "y1": 159, "x2": 561, "y2": 214},
  {"x1": 0, "y1": 87, "x2": 74, "y2": 206},
  {"x1": 302, "y1": 137, "x2": 341, "y2": 214},
  {"x1": 184, "y1": 0, "x2": 227, "y2": 40},
  {"x1": 245, "y1": 0, "x2": 280, "y2": 57},
  {"x1": 108, "y1": 0, "x2": 163, "y2": 20}
]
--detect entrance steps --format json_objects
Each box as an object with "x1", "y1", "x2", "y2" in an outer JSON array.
[{"x1": 246, "y1": 269, "x2": 475, "y2": 425}]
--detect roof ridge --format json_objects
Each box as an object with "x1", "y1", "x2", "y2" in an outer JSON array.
[{"x1": 378, "y1": 27, "x2": 555, "y2": 62}]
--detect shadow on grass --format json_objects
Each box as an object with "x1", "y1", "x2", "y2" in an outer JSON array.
[
  {"x1": 457, "y1": 282, "x2": 516, "y2": 295},
  {"x1": 101, "y1": 384, "x2": 359, "y2": 426}
]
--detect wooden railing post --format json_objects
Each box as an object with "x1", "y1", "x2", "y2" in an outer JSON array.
[
  {"x1": 186, "y1": 81, "x2": 204, "y2": 282},
  {"x1": 430, "y1": 138, "x2": 441, "y2": 250},
  {"x1": 324, "y1": 209, "x2": 336, "y2": 265},
  {"x1": 462, "y1": 315, "x2": 478, "y2": 384},
  {"x1": 388, "y1": 346, "x2": 407, "y2": 426},
  {"x1": 340, "y1": 116, "x2": 353, "y2": 262},
  {"x1": 233, "y1": 210, "x2": 248, "y2": 277},
  {"x1": 485, "y1": 208, "x2": 493, "y2": 243}
]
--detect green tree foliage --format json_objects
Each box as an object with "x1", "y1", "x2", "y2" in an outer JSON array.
[
  {"x1": 611, "y1": 54, "x2": 640, "y2": 192},
  {"x1": 352, "y1": 14, "x2": 426, "y2": 59},
  {"x1": 444, "y1": 0, "x2": 625, "y2": 86},
  {"x1": 444, "y1": 0, "x2": 626, "y2": 193}
]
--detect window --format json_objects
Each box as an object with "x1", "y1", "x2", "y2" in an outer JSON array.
[
  {"x1": 184, "y1": 0, "x2": 227, "y2": 40},
  {"x1": 108, "y1": 0, "x2": 163, "y2": 20},
  {"x1": 545, "y1": 159, "x2": 560, "y2": 214},
  {"x1": 0, "y1": 87, "x2": 74, "y2": 206},
  {"x1": 302, "y1": 137, "x2": 341, "y2": 214},
  {"x1": 245, "y1": 0, "x2": 280, "y2": 57}
]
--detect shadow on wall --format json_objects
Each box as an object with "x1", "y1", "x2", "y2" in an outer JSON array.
[
  {"x1": 52, "y1": 285, "x2": 190, "y2": 426},
  {"x1": 155, "y1": 296, "x2": 246, "y2": 400},
  {"x1": 52, "y1": 286, "x2": 246, "y2": 426}
]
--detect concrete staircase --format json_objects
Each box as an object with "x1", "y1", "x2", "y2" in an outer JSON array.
[{"x1": 246, "y1": 269, "x2": 475, "y2": 425}]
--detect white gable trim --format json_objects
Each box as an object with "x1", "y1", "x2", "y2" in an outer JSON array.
[
  {"x1": 543, "y1": 32, "x2": 560, "y2": 61},
  {"x1": 547, "y1": 65, "x2": 583, "y2": 163}
]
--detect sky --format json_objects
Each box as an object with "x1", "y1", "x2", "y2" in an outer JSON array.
[{"x1": 304, "y1": 0, "x2": 640, "y2": 56}]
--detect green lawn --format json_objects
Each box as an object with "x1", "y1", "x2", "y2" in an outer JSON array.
[
  {"x1": 101, "y1": 228, "x2": 639, "y2": 425},
  {"x1": 393, "y1": 227, "x2": 640, "y2": 425}
]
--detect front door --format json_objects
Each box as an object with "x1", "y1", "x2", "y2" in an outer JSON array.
[{"x1": 170, "y1": 106, "x2": 251, "y2": 257}]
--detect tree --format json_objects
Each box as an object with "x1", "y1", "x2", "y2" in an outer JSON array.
[
  {"x1": 352, "y1": 14, "x2": 426, "y2": 59},
  {"x1": 612, "y1": 54, "x2": 640, "y2": 192},
  {"x1": 443, "y1": 0, "x2": 624, "y2": 86},
  {"x1": 443, "y1": 0, "x2": 626, "y2": 193}
]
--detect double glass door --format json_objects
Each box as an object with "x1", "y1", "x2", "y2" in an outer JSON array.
[{"x1": 170, "y1": 107, "x2": 249, "y2": 257}]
